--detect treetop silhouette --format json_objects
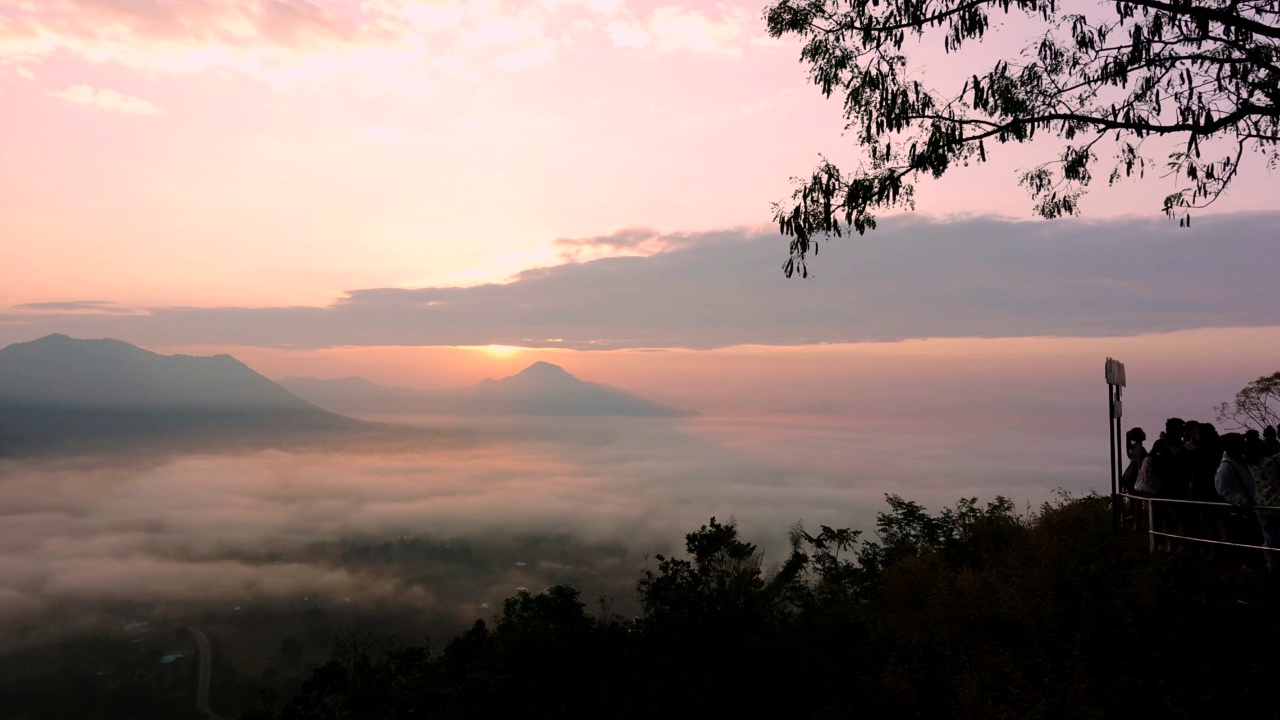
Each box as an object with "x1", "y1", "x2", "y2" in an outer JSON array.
[{"x1": 765, "y1": 0, "x2": 1280, "y2": 276}]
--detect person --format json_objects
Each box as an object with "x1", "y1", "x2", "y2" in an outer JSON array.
[
  {"x1": 1120, "y1": 427, "x2": 1149, "y2": 530},
  {"x1": 1182, "y1": 420, "x2": 1201, "y2": 447},
  {"x1": 1160, "y1": 419, "x2": 1194, "y2": 548},
  {"x1": 1134, "y1": 438, "x2": 1165, "y2": 497},
  {"x1": 1263, "y1": 425, "x2": 1280, "y2": 456},
  {"x1": 1138, "y1": 437, "x2": 1189, "y2": 551},
  {"x1": 1186, "y1": 423, "x2": 1225, "y2": 547},
  {"x1": 1248, "y1": 439, "x2": 1280, "y2": 573},
  {"x1": 1120, "y1": 427, "x2": 1147, "y2": 494},
  {"x1": 1159, "y1": 418, "x2": 1192, "y2": 498},
  {"x1": 1217, "y1": 433, "x2": 1263, "y2": 566},
  {"x1": 1217, "y1": 433, "x2": 1257, "y2": 506},
  {"x1": 1218, "y1": 430, "x2": 1259, "y2": 504}
]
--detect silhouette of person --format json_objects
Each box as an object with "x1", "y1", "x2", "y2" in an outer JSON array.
[
  {"x1": 1248, "y1": 438, "x2": 1280, "y2": 573},
  {"x1": 1264, "y1": 425, "x2": 1280, "y2": 456},
  {"x1": 1218, "y1": 433, "x2": 1265, "y2": 566},
  {"x1": 1178, "y1": 422, "x2": 1223, "y2": 547},
  {"x1": 1121, "y1": 427, "x2": 1147, "y2": 494},
  {"x1": 1217, "y1": 433, "x2": 1256, "y2": 506}
]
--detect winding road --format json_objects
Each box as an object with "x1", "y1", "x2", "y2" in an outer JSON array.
[{"x1": 178, "y1": 626, "x2": 228, "y2": 720}]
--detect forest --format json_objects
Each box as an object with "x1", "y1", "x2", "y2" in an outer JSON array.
[{"x1": 265, "y1": 493, "x2": 1280, "y2": 719}]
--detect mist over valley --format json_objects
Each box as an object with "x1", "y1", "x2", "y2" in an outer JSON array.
[{"x1": 0, "y1": 335, "x2": 1109, "y2": 684}]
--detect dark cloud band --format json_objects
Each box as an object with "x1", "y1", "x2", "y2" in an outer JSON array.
[{"x1": 3, "y1": 212, "x2": 1277, "y2": 350}]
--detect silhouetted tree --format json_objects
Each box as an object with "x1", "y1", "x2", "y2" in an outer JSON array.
[
  {"x1": 1217, "y1": 370, "x2": 1280, "y2": 430},
  {"x1": 276, "y1": 494, "x2": 1280, "y2": 720},
  {"x1": 764, "y1": 0, "x2": 1280, "y2": 276}
]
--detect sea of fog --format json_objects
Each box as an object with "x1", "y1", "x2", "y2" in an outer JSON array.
[{"x1": 0, "y1": 412, "x2": 1106, "y2": 654}]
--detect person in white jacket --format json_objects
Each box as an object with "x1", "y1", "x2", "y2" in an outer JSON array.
[
  {"x1": 1216, "y1": 433, "x2": 1265, "y2": 568},
  {"x1": 1216, "y1": 433, "x2": 1257, "y2": 507}
]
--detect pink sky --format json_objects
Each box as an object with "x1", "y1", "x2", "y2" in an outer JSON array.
[
  {"x1": 3, "y1": 0, "x2": 1276, "y2": 305},
  {"x1": 2, "y1": 0, "x2": 1278, "y2": 398}
]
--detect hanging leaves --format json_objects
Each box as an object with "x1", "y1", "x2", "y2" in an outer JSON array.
[{"x1": 764, "y1": 0, "x2": 1280, "y2": 276}]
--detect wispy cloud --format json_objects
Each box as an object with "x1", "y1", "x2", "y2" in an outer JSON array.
[
  {"x1": 0, "y1": 1, "x2": 769, "y2": 86},
  {"x1": 553, "y1": 227, "x2": 697, "y2": 262},
  {"x1": 2, "y1": 213, "x2": 1278, "y2": 350},
  {"x1": 50, "y1": 84, "x2": 162, "y2": 114},
  {"x1": 608, "y1": 5, "x2": 756, "y2": 56},
  {"x1": 11, "y1": 300, "x2": 141, "y2": 314}
]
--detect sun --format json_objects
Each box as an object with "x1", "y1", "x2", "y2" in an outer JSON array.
[{"x1": 480, "y1": 345, "x2": 523, "y2": 358}]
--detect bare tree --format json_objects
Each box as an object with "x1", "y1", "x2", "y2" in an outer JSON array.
[{"x1": 1216, "y1": 371, "x2": 1280, "y2": 431}]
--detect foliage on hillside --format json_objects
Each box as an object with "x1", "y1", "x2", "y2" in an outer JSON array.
[{"x1": 270, "y1": 494, "x2": 1280, "y2": 720}]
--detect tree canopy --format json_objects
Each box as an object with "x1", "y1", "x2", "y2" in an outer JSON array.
[
  {"x1": 1216, "y1": 370, "x2": 1280, "y2": 430},
  {"x1": 272, "y1": 495, "x2": 1280, "y2": 720},
  {"x1": 765, "y1": 0, "x2": 1280, "y2": 277}
]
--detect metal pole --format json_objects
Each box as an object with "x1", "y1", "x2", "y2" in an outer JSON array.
[
  {"x1": 1115, "y1": 390, "x2": 1124, "y2": 529},
  {"x1": 1109, "y1": 384, "x2": 1120, "y2": 532}
]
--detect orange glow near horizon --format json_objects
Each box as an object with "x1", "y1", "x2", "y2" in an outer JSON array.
[
  {"x1": 475, "y1": 345, "x2": 525, "y2": 358},
  {"x1": 160, "y1": 326, "x2": 1280, "y2": 417}
]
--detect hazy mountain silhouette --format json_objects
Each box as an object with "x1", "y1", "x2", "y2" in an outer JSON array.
[
  {"x1": 282, "y1": 361, "x2": 698, "y2": 418},
  {"x1": 0, "y1": 335, "x2": 359, "y2": 456}
]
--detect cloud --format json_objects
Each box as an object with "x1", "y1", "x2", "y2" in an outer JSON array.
[
  {"x1": 553, "y1": 227, "x2": 696, "y2": 261},
  {"x1": 0, "y1": 0, "x2": 559, "y2": 84},
  {"x1": 3, "y1": 212, "x2": 1280, "y2": 350},
  {"x1": 604, "y1": 18, "x2": 653, "y2": 49},
  {"x1": 0, "y1": 411, "x2": 1105, "y2": 647},
  {"x1": 50, "y1": 84, "x2": 162, "y2": 114},
  {"x1": 1, "y1": 1, "x2": 768, "y2": 87},
  {"x1": 605, "y1": 5, "x2": 756, "y2": 55},
  {"x1": 11, "y1": 300, "x2": 140, "y2": 314}
]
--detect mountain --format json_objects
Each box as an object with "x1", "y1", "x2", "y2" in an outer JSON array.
[
  {"x1": 281, "y1": 362, "x2": 698, "y2": 418},
  {"x1": 0, "y1": 335, "x2": 359, "y2": 456}
]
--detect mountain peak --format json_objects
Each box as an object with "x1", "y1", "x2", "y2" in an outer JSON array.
[
  {"x1": 0, "y1": 335, "x2": 316, "y2": 411},
  {"x1": 7, "y1": 334, "x2": 149, "y2": 358},
  {"x1": 285, "y1": 365, "x2": 698, "y2": 418},
  {"x1": 513, "y1": 361, "x2": 575, "y2": 380}
]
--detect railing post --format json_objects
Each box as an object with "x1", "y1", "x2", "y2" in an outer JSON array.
[{"x1": 1147, "y1": 499, "x2": 1155, "y2": 554}]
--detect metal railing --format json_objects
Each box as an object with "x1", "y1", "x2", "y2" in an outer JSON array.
[{"x1": 1118, "y1": 493, "x2": 1280, "y2": 557}]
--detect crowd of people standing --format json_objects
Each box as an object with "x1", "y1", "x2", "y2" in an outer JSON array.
[{"x1": 1121, "y1": 418, "x2": 1280, "y2": 571}]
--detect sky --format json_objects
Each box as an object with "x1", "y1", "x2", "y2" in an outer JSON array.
[
  {"x1": 3, "y1": 0, "x2": 1280, "y2": 651},
  {"x1": 2, "y1": 0, "x2": 1279, "y2": 411}
]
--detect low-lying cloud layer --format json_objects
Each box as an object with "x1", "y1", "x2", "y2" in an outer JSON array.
[
  {"x1": 0, "y1": 413, "x2": 1102, "y2": 649},
  {"x1": 3, "y1": 213, "x2": 1277, "y2": 350}
]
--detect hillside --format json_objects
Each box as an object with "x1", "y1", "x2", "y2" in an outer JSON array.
[{"x1": 0, "y1": 335, "x2": 358, "y2": 456}]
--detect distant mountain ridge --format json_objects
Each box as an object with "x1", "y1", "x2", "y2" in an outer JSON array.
[
  {"x1": 282, "y1": 362, "x2": 698, "y2": 418},
  {"x1": 0, "y1": 334, "x2": 314, "y2": 410},
  {"x1": 0, "y1": 335, "x2": 359, "y2": 456}
]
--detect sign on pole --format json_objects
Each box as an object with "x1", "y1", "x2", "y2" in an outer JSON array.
[
  {"x1": 1105, "y1": 357, "x2": 1127, "y2": 532},
  {"x1": 1105, "y1": 357, "x2": 1126, "y2": 387}
]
